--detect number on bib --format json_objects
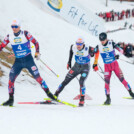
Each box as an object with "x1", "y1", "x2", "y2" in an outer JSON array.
[
  {"x1": 18, "y1": 45, "x2": 22, "y2": 50},
  {"x1": 106, "y1": 53, "x2": 110, "y2": 58}
]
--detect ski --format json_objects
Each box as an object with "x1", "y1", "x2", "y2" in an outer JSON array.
[
  {"x1": 0, "y1": 104, "x2": 15, "y2": 107},
  {"x1": 123, "y1": 97, "x2": 134, "y2": 99},
  {"x1": 100, "y1": 104, "x2": 111, "y2": 106},
  {"x1": 44, "y1": 98, "x2": 77, "y2": 108},
  {"x1": 18, "y1": 101, "x2": 57, "y2": 105}
]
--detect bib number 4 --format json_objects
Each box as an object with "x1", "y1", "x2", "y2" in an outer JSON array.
[{"x1": 18, "y1": 45, "x2": 22, "y2": 50}]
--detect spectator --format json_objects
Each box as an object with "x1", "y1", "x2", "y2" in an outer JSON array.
[
  {"x1": 97, "y1": 8, "x2": 134, "y2": 22},
  {"x1": 118, "y1": 42, "x2": 134, "y2": 58}
]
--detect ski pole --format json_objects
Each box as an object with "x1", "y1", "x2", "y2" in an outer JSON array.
[
  {"x1": 120, "y1": 58, "x2": 134, "y2": 64},
  {"x1": 96, "y1": 71, "x2": 105, "y2": 82},
  {"x1": 98, "y1": 65, "x2": 104, "y2": 74},
  {"x1": 31, "y1": 45, "x2": 59, "y2": 77},
  {"x1": 39, "y1": 59, "x2": 59, "y2": 78}
]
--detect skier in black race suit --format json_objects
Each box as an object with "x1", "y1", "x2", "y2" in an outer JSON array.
[{"x1": 54, "y1": 37, "x2": 94, "y2": 106}]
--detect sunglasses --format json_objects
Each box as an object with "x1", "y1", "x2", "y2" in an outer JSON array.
[
  {"x1": 11, "y1": 25, "x2": 19, "y2": 29},
  {"x1": 76, "y1": 42, "x2": 83, "y2": 46}
]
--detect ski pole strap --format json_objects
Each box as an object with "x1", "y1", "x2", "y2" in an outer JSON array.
[{"x1": 39, "y1": 59, "x2": 59, "y2": 77}]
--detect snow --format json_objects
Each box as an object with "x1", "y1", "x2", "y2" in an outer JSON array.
[{"x1": 0, "y1": 0, "x2": 134, "y2": 134}]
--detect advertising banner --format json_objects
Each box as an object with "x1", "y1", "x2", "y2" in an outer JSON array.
[{"x1": 40, "y1": 0, "x2": 105, "y2": 37}]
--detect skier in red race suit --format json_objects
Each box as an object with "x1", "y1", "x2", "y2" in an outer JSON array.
[
  {"x1": 93, "y1": 32, "x2": 134, "y2": 105},
  {"x1": 0, "y1": 19, "x2": 57, "y2": 106}
]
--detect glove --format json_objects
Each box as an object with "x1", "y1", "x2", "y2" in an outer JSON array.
[
  {"x1": 93, "y1": 64, "x2": 98, "y2": 71},
  {"x1": 67, "y1": 62, "x2": 71, "y2": 70},
  {"x1": 35, "y1": 52, "x2": 41, "y2": 60},
  {"x1": 115, "y1": 55, "x2": 119, "y2": 59}
]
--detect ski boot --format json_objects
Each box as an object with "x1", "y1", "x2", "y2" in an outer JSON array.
[
  {"x1": 128, "y1": 89, "x2": 134, "y2": 98},
  {"x1": 79, "y1": 96, "x2": 85, "y2": 107},
  {"x1": 104, "y1": 94, "x2": 111, "y2": 105},
  {"x1": 2, "y1": 95, "x2": 14, "y2": 106}
]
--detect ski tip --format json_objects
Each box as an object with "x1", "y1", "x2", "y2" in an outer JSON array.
[{"x1": 72, "y1": 105, "x2": 78, "y2": 108}]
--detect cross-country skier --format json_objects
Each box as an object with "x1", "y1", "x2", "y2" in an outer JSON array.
[
  {"x1": 0, "y1": 19, "x2": 56, "y2": 106},
  {"x1": 93, "y1": 32, "x2": 134, "y2": 105},
  {"x1": 54, "y1": 37, "x2": 94, "y2": 106}
]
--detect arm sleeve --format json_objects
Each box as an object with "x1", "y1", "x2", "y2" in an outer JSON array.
[
  {"x1": 93, "y1": 45, "x2": 100, "y2": 65},
  {"x1": 24, "y1": 31, "x2": 39, "y2": 52},
  {"x1": 68, "y1": 45, "x2": 73, "y2": 64},
  {"x1": 112, "y1": 41, "x2": 123, "y2": 54},
  {"x1": 0, "y1": 35, "x2": 10, "y2": 51}
]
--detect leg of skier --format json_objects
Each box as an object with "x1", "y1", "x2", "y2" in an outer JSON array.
[
  {"x1": 114, "y1": 61, "x2": 134, "y2": 98},
  {"x1": 54, "y1": 65, "x2": 79, "y2": 97},
  {"x1": 26, "y1": 57, "x2": 57, "y2": 100},
  {"x1": 79, "y1": 68, "x2": 89, "y2": 106},
  {"x1": 104, "y1": 64, "x2": 112, "y2": 105},
  {"x1": 2, "y1": 61, "x2": 23, "y2": 106}
]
